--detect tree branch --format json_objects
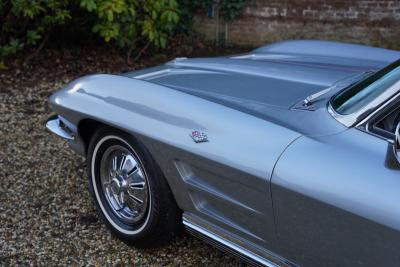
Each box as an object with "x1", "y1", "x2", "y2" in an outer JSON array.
[
  {"x1": 24, "y1": 33, "x2": 49, "y2": 65},
  {"x1": 133, "y1": 41, "x2": 151, "y2": 61}
]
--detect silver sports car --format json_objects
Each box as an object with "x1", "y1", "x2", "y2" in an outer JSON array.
[{"x1": 46, "y1": 40, "x2": 400, "y2": 267}]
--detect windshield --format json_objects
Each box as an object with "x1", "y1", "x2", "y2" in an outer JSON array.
[{"x1": 331, "y1": 59, "x2": 400, "y2": 115}]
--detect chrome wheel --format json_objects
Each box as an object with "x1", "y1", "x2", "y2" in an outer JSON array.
[
  {"x1": 99, "y1": 145, "x2": 149, "y2": 224},
  {"x1": 89, "y1": 129, "x2": 180, "y2": 247}
]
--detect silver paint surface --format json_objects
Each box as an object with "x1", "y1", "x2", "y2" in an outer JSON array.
[
  {"x1": 47, "y1": 40, "x2": 400, "y2": 266},
  {"x1": 272, "y1": 129, "x2": 400, "y2": 266}
]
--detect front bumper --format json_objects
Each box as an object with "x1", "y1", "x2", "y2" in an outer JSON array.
[
  {"x1": 46, "y1": 115, "x2": 75, "y2": 140},
  {"x1": 45, "y1": 115, "x2": 86, "y2": 156}
]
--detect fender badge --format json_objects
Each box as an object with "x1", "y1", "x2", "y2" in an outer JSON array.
[{"x1": 190, "y1": 130, "x2": 208, "y2": 143}]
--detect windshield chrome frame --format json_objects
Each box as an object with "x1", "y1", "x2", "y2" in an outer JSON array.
[{"x1": 328, "y1": 80, "x2": 400, "y2": 127}]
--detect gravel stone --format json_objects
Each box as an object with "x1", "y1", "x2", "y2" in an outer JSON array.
[{"x1": 0, "y1": 47, "x2": 249, "y2": 266}]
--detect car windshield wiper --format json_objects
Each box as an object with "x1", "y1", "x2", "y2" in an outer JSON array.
[
  {"x1": 302, "y1": 87, "x2": 332, "y2": 107},
  {"x1": 302, "y1": 71, "x2": 375, "y2": 107}
]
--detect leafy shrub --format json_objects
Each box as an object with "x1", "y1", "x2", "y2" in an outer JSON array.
[
  {"x1": 0, "y1": 0, "x2": 179, "y2": 66},
  {"x1": 177, "y1": 0, "x2": 247, "y2": 33},
  {"x1": 80, "y1": 0, "x2": 179, "y2": 56},
  {"x1": 219, "y1": 0, "x2": 247, "y2": 21},
  {"x1": 0, "y1": 0, "x2": 73, "y2": 66},
  {"x1": 176, "y1": 0, "x2": 211, "y2": 34},
  {"x1": 0, "y1": 0, "x2": 247, "y2": 66}
]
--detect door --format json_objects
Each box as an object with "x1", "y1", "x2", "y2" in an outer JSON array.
[{"x1": 271, "y1": 106, "x2": 400, "y2": 266}]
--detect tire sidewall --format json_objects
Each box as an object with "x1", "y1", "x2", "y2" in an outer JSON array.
[{"x1": 87, "y1": 127, "x2": 159, "y2": 240}]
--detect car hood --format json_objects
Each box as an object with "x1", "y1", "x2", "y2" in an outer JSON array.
[
  {"x1": 127, "y1": 55, "x2": 389, "y2": 109},
  {"x1": 123, "y1": 51, "x2": 396, "y2": 136}
]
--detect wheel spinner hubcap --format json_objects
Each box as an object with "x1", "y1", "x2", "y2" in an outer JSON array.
[{"x1": 99, "y1": 145, "x2": 149, "y2": 224}]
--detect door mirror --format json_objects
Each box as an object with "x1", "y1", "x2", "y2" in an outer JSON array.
[{"x1": 394, "y1": 122, "x2": 400, "y2": 163}]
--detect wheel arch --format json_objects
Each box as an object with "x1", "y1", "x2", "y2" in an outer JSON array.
[
  {"x1": 78, "y1": 118, "x2": 108, "y2": 155},
  {"x1": 78, "y1": 117, "x2": 182, "y2": 213}
]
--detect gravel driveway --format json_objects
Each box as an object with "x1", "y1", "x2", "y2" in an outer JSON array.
[{"x1": 0, "y1": 48, "x2": 247, "y2": 266}]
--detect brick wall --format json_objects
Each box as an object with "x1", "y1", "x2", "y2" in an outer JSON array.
[{"x1": 193, "y1": 0, "x2": 400, "y2": 49}]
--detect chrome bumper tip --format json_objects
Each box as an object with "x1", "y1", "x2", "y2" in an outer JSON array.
[{"x1": 46, "y1": 115, "x2": 75, "y2": 140}]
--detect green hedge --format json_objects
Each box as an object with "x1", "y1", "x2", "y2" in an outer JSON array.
[
  {"x1": 0, "y1": 0, "x2": 179, "y2": 66},
  {"x1": 0, "y1": 0, "x2": 247, "y2": 67}
]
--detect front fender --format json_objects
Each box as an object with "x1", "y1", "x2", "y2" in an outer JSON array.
[{"x1": 49, "y1": 74, "x2": 301, "y2": 216}]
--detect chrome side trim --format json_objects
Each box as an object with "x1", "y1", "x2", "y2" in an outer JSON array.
[
  {"x1": 357, "y1": 126, "x2": 394, "y2": 144},
  {"x1": 133, "y1": 69, "x2": 171, "y2": 79},
  {"x1": 46, "y1": 115, "x2": 75, "y2": 140},
  {"x1": 183, "y1": 213, "x2": 297, "y2": 267},
  {"x1": 352, "y1": 91, "x2": 400, "y2": 143},
  {"x1": 133, "y1": 67, "x2": 217, "y2": 80}
]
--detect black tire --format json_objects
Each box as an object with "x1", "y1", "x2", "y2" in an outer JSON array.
[{"x1": 87, "y1": 126, "x2": 181, "y2": 248}]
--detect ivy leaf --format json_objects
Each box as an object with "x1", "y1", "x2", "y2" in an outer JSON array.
[
  {"x1": 107, "y1": 10, "x2": 114, "y2": 21},
  {"x1": 159, "y1": 35, "x2": 167, "y2": 48},
  {"x1": 26, "y1": 30, "x2": 41, "y2": 45},
  {"x1": 80, "y1": 0, "x2": 97, "y2": 12}
]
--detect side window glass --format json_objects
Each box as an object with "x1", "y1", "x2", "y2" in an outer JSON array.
[{"x1": 368, "y1": 105, "x2": 400, "y2": 140}]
